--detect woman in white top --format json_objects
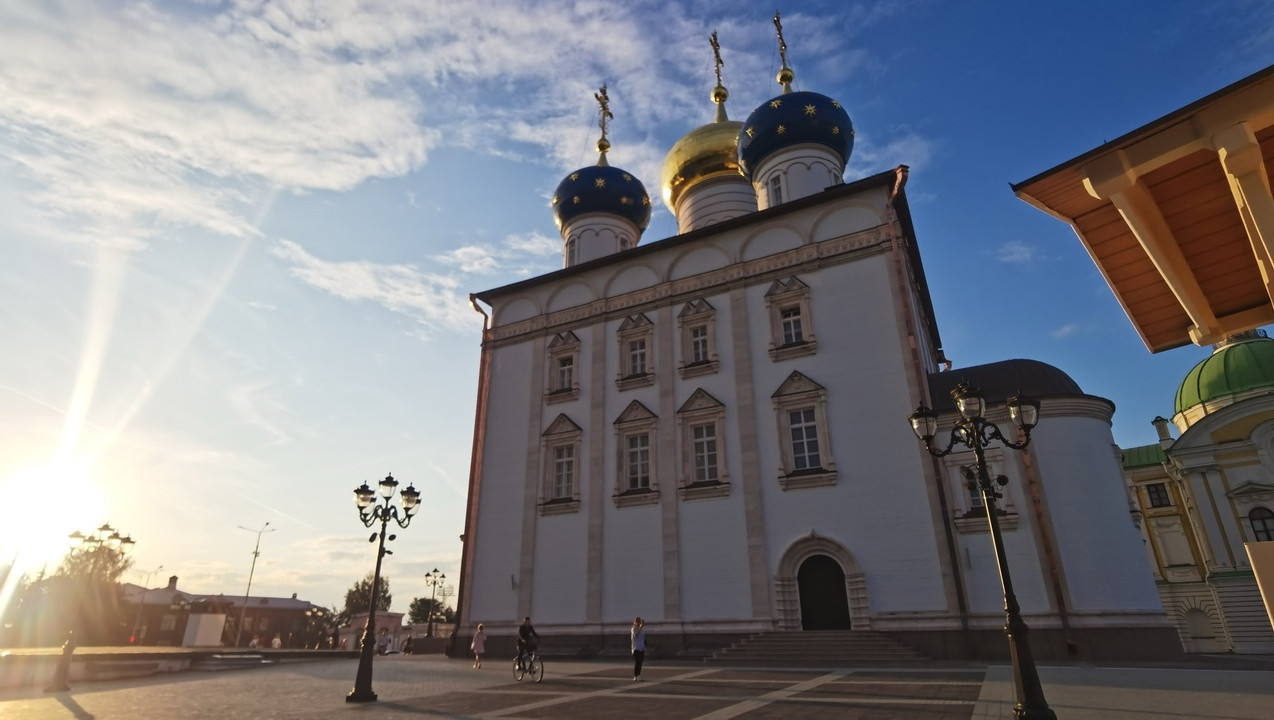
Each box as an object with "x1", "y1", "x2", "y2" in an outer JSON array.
[
  {"x1": 630, "y1": 617, "x2": 646, "y2": 681},
  {"x1": 470, "y1": 623, "x2": 486, "y2": 668}
]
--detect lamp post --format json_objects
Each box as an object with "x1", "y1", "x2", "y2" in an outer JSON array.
[
  {"x1": 909, "y1": 381, "x2": 1055, "y2": 720},
  {"x1": 346, "y1": 473, "x2": 420, "y2": 704},
  {"x1": 304, "y1": 607, "x2": 327, "y2": 649},
  {"x1": 130, "y1": 565, "x2": 163, "y2": 644},
  {"x1": 48, "y1": 524, "x2": 134, "y2": 692},
  {"x1": 233, "y1": 522, "x2": 275, "y2": 648},
  {"x1": 423, "y1": 569, "x2": 445, "y2": 637}
]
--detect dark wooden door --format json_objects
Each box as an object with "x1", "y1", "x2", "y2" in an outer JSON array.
[{"x1": 798, "y1": 555, "x2": 851, "y2": 630}]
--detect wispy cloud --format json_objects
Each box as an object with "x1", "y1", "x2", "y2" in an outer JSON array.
[
  {"x1": 1051, "y1": 323, "x2": 1078, "y2": 339},
  {"x1": 268, "y1": 239, "x2": 474, "y2": 335},
  {"x1": 995, "y1": 240, "x2": 1036, "y2": 265}
]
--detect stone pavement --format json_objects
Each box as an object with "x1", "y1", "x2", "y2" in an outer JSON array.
[{"x1": 0, "y1": 655, "x2": 1272, "y2": 719}]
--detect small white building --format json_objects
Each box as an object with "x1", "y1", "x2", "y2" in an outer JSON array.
[{"x1": 454, "y1": 33, "x2": 1178, "y2": 661}]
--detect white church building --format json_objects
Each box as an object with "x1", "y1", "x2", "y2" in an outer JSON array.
[{"x1": 452, "y1": 31, "x2": 1179, "y2": 661}]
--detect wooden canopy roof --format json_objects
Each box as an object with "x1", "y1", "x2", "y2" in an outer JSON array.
[{"x1": 1013, "y1": 65, "x2": 1274, "y2": 353}]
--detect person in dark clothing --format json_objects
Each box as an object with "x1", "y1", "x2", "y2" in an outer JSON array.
[{"x1": 516, "y1": 616, "x2": 540, "y2": 668}]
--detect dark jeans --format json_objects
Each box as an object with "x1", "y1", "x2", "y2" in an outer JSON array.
[{"x1": 633, "y1": 650, "x2": 645, "y2": 677}]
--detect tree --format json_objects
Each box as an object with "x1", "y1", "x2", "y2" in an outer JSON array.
[
  {"x1": 407, "y1": 596, "x2": 441, "y2": 625},
  {"x1": 342, "y1": 571, "x2": 391, "y2": 619}
]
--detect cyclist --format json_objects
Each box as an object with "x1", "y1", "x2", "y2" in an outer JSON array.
[{"x1": 516, "y1": 616, "x2": 540, "y2": 669}]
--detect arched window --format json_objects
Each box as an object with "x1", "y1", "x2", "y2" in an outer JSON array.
[{"x1": 1250, "y1": 506, "x2": 1274, "y2": 542}]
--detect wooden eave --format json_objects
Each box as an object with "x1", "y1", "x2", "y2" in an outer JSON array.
[{"x1": 1013, "y1": 64, "x2": 1274, "y2": 353}]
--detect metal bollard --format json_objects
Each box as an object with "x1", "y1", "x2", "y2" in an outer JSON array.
[{"x1": 44, "y1": 630, "x2": 75, "y2": 693}]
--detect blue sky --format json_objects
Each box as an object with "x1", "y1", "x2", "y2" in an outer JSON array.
[{"x1": 3, "y1": 0, "x2": 1273, "y2": 616}]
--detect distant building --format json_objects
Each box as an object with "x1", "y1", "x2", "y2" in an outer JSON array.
[
  {"x1": 454, "y1": 31, "x2": 1176, "y2": 661},
  {"x1": 120, "y1": 575, "x2": 325, "y2": 648},
  {"x1": 1121, "y1": 331, "x2": 1274, "y2": 652}
]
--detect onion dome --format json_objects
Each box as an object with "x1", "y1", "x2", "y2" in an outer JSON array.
[
  {"x1": 738, "y1": 90, "x2": 853, "y2": 180},
  {"x1": 661, "y1": 32, "x2": 745, "y2": 213},
  {"x1": 551, "y1": 87, "x2": 651, "y2": 233},
  {"x1": 736, "y1": 12, "x2": 853, "y2": 180},
  {"x1": 1174, "y1": 330, "x2": 1274, "y2": 418}
]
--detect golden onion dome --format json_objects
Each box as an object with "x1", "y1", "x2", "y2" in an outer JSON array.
[{"x1": 661, "y1": 85, "x2": 744, "y2": 212}]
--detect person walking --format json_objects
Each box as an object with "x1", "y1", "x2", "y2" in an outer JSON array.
[
  {"x1": 471, "y1": 623, "x2": 486, "y2": 668},
  {"x1": 630, "y1": 616, "x2": 646, "y2": 682}
]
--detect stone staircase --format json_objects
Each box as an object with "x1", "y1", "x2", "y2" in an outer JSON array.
[{"x1": 705, "y1": 630, "x2": 928, "y2": 666}]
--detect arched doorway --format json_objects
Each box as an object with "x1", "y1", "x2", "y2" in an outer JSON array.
[{"x1": 797, "y1": 554, "x2": 851, "y2": 630}]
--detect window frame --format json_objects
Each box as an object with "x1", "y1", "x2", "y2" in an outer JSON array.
[
  {"x1": 613, "y1": 400, "x2": 660, "y2": 507},
  {"x1": 676, "y1": 389, "x2": 730, "y2": 500},
  {"x1": 677, "y1": 299, "x2": 719, "y2": 379},
  {"x1": 764, "y1": 277, "x2": 817, "y2": 361},
  {"x1": 540, "y1": 414, "x2": 583, "y2": 515},
  {"x1": 771, "y1": 372, "x2": 837, "y2": 490},
  {"x1": 768, "y1": 173, "x2": 784, "y2": 206},
  {"x1": 1250, "y1": 506, "x2": 1274, "y2": 542},
  {"x1": 616, "y1": 314, "x2": 656, "y2": 390},
  {"x1": 544, "y1": 331, "x2": 581, "y2": 404},
  {"x1": 1145, "y1": 482, "x2": 1172, "y2": 508}
]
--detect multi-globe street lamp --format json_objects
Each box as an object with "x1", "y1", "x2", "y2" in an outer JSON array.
[
  {"x1": 423, "y1": 568, "x2": 445, "y2": 637},
  {"x1": 47, "y1": 524, "x2": 135, "y2": 692},
  {"x1": 908, "y1": 381, "x2": 1055, "y2": 720},
  {"x1": 345, "y1": 473, "x2": 420, "y2": 704}
]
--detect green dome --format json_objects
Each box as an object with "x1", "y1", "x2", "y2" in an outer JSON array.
[{"x1": 1174, "y1": 334, "x2": 1274, "y2": 415}]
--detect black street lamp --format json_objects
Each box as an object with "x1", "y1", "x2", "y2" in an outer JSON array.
[
  {"x1": 47, "y1": 524, "x2": 135, "y2": 692},
  {"x1": 423, "y1": 568, "x2": 445, "y2": 638},
  {"x1": 345, "y1": 473, "x2": 420, "y2": 704},
  {"x1": 909, "y1": 381, "x2": 1056, "y2": 720}
]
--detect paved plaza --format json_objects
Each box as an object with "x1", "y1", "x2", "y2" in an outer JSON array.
[{"x1": 1, "y1": 655, "x2": 1273, "y2": 719}]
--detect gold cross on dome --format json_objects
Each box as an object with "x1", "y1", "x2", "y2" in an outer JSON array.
[
  {"x1": 594, "y1": 84, "x2": 614, "y2": 144},
  {"x1": 774, "y1": 12, "x2": 788, "y2": 70},
  {"x1": 710, "y1": 31, "x2": 724, "y2": 87}
]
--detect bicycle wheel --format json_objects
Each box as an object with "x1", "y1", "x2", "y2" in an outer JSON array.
[
  {"x1": 530, "y1": 656, "x2": 544, "y2": 683},
  {"x1": 513, "y1": 658, "x2": 525, "y2": 681}
]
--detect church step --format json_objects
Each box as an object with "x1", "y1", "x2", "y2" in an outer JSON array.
[{"x1": 706, "y1": 631, "x2": 929, "y2": 665}]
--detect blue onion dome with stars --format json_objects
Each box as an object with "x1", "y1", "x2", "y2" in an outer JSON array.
[
  {"x1": 737, "y1": 12, "x2": 854, "y2": 180},
  {"x1": 551, "y1": 85, "x2": 651, "y2": 232},
  {"x1": 737, "y1": 90, "x2": 853, "y2": 179},
  {"x1": 552, "y1": 161, "x2": 651, "y2": 232}
]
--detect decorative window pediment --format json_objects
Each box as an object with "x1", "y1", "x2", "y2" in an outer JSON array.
[
  {"x1": 617, "y1": 314, "x2": 653, "y2": 334},
  {"x1": 678, "y1": 388, "x2": 725, "y2": 415},
  {"x1": 771, "y1": 371, "x2": 825, "y2": 400},
  {"x1": 543, "y1": 413, "x2": 583, "y2": 437}
]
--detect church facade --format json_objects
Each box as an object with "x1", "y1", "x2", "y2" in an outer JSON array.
[{"x1": 453, "y1": 29, "x2": 1177, "y2": 660}]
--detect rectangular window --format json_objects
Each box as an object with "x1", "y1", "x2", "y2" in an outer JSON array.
[
  {"x1": 692, "y1": 423, "x2": 718, "y2": 483},
  {"x1": 789, "y1": 409, "x2": 820, "y2": 470},
  {"x1": 1146, "y1": 482, "x2": 1171, "y2": 508},
  {"x1": 628, "y1": 339, "x2": 647, "y2": 376},
  {"x1": 566, "y1": 238, "x2": 578, "y2": 266},
  {"x1": 690, "y1": 325, "x2": 709, "y2": 363},
  {"x1": 768, "y1": 175, "x2": 784, "y2": 205},
  {"x1": 161, "y1": 615, "x2": 177, "y2": 631},
  {"x1": 627, "y1": 434, "x2": 651, "y2": 490},
  {"x1": 780, "y1": 307, "x2": 804, "y2": 345},
  {"x1": 556, "y1": 356, "x2": 574, "y2": 391},
  {"x1": 553, "y1": 445, "x2": 574, "y2": 498}
]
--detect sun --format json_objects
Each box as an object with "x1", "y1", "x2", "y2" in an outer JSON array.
[{"x1": 0, "y1": 458, "x2": 107, "y2": 581}]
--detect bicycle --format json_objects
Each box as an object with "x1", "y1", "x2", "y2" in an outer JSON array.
[{"x1": 513, "y1": 648, "x2": 544, "y2": 683}]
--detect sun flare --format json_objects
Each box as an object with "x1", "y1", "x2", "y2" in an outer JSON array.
[{"x1": 1, "y1": 459, "x2": 107, "y2": 580}]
